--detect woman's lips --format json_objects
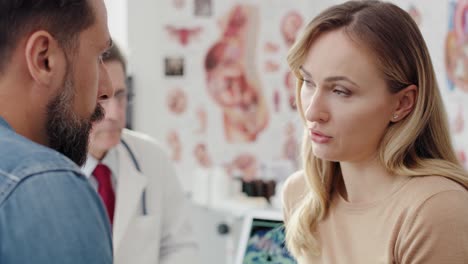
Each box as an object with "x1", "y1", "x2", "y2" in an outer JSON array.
[{"x1": 310, "y1": 130, "x2": 332, "y2": 144}]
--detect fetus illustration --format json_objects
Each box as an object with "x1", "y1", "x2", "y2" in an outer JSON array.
[
  {"x1": 284, "y1": 71, "x2": 296, "y2": 110},
  {"x1": 446, "y1": 0, "x2": 468, "y2": 92},
  {"x1": 172, "y1": 0, "x2": 185, "y2": 9},
  {"x1": 280, "y1": 11, "x2": 303, "y2": 47},
  {"x1": 204, "y1": 4, "x2": 269, "y2": 142},
  {"x1": 193, "y1": 143, "x2": 213, "y2": 168},
  {"x1": 273, "y1": 89, "x2": 280, "y2": 113},
  {"x1": 224, "y1": 153, "x2": 258, "y2": 181},
  {"x1": 167, "y1": 87, "x2": 188, "y2": 115},
  {"x1": 457, "y1": 150, "x2": 467, "y2": 168},
  {"x1": 452, "y1": 106, "x2": 465, "y2": 134},
  {"x1": 282, "y1": 122, "x2": 299, "y2": 169},
  {"x1": 265, "y1": 60, "x2": 280, "y2": 72},
  {"x1": 194, "y1": 106, "x2": 207, "y2": 134},
  {"x1": 167, "y1": 130, "x2": 182, "y2": 161},
  {"x1": 264, "y1": 42, "x2": 280, "y2": 53}
]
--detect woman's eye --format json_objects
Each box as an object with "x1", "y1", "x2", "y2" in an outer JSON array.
[
  {"x1": 301, "y1": 79, "x2": 315, "y2": 89},
  {"x1": 334, "y1": 90, "x2": 346, "y2": 95},
  {"x1": 333, "y1": 86, "x2": 350, "y2": 96}
]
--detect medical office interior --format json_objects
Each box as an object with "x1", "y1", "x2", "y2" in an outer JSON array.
[{"x1": 105, "y1": 0, "x2": 468, "y2": 263}]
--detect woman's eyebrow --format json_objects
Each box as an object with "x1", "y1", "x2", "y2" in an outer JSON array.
[
  {"x1": 299, "y1": 66, "x2": 312, "y2": 78},
  {"x1": 323, "y1": 76, "x2": 359, "y2": 87}
]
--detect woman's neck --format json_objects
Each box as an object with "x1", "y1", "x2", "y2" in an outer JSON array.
[{"x1": 337, "y1": 156, "x2": 407, "y2": 203}]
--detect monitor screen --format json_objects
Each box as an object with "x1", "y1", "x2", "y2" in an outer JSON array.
[{"x1": 241, "y1": 218, "x2": 297, "y2": 264}]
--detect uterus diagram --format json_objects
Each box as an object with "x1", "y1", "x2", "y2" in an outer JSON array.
[
  {"x1": 204, "y1": 4, "x2": 269, "y2": 143},
  {"x1": 165, "y1": 25, "x2": 203, "y2": 46}
]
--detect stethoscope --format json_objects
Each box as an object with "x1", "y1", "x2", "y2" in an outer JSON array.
[{"x1": 121, "y1": 139, "x2": 148, "y2": 215}]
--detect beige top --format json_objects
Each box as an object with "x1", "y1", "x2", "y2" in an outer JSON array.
[{"x1": 282, "y1": 172, "x2": 468, "y2": 264}]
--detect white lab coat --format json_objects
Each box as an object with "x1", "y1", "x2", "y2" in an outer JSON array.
[{"x1": 112, "y1": 129, "x2": 199, "y2": 264}]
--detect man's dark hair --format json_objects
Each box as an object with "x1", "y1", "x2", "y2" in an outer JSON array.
[
  {"x1": 103, "y1": 43, "x2": 127, "y2": 74},
  {"x1": 0, "y1": 0, "x2": 95, "y2": 73}
]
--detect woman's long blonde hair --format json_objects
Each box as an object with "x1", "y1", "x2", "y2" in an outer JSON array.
[{"x1": 285, "y1": 0, "x2": 468, "y2": 258}]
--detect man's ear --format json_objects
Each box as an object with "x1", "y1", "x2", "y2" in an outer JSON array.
[
  {"x1": 24, "y1": 30, "x2": 65, "y2": 87},
  {"x1": 391, "y1": 84, "x2": 418, "y2": 122}
]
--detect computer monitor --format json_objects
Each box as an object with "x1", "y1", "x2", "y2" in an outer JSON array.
[{"x1": 235, "y1": 210, "x2": 297, "y2": 264}]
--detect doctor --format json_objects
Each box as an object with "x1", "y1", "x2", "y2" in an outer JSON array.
[{"x1": 82, "y1": 44, "x2": 199, "y2": 264}]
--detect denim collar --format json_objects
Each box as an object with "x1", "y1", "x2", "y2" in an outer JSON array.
[{"x1": 0, "y1": 116, "x2": 12, "y2": 130}]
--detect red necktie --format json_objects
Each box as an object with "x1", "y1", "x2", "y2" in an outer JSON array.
[{"x1": 93, "y1": 163, "x2": 115, "y2": 224}]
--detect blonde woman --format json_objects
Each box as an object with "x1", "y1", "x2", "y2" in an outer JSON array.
[{"x1": 282, "y1": 1, "x2": 468, "y2": 263}]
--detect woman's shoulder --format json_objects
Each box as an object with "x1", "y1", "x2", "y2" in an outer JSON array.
[
  {"x1": 404, "y1": 175, "x2": 467, "y2": 200},
  {"x1": 396, "y1": 176, "x2": 468, "y2": 261},
  {"x1": 399, "y1": 175, "x2": 468, "y2": 223},
  {"x1": 410, "y1": 175, "x2": 468, "y2": 212},
  {"x1": 281, "y1": 171, "x2": 308, "y2": 218},
  {"x1": 282, "y1": 170, "x2": 307, "y2": 198}
]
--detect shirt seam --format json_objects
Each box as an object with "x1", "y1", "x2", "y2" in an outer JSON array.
[
  {"x1": 0, "y1": 169, "x2": 83, "y2": 209},
  {"x1": 0, "y1": 169, "x2": 21, "y2": 182}
]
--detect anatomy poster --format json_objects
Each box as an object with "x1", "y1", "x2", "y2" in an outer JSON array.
[
  {"x1": 157, "y1": 0, "x2": 311, "y2": 191},
  {"x1": 147, "y1": 0, "x2": 468, "y2": 192},
  {"x1": 204, "y1": 5, "x2": 269, "y2": 143}
]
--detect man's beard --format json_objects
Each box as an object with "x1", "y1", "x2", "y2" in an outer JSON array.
[{"x1": 46, "y1": 70, "x2": 105, "y2": 166}]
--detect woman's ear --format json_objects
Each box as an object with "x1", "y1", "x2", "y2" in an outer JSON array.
[
  {"x1": 24, "y1": 30, "x2": 65, "y2": 87},
  {"x1": 391, "y1": 84, "x2": 417, "y2": 122}
]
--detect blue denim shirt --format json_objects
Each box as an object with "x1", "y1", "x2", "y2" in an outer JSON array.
[{"x1": 0, "y1": 117, "x2": 112, "y2": 263}]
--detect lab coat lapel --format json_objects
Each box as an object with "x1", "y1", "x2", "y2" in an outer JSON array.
[{"x1": 113, "y1": 144, "x2": 147, "y2": 251}]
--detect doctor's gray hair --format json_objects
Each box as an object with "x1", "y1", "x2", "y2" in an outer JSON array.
[{"x1": 102, "y1": 43, "x2": 127, "y2": 74}]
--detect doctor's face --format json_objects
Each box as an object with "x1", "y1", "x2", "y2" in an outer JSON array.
[
  {"x1": 300, "y1": 29, "x2": 397, "y2": 163},
  {"x1": 89, "y1": 60, "x2": 128, "y2": 153}
]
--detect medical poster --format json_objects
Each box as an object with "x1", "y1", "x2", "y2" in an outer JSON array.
[
  {"x1": 156, "y1": 0, "x2": 315, "y2": 192},
  {"x1": 150, "y1": 0, "x2": 468, "y2": 193}
]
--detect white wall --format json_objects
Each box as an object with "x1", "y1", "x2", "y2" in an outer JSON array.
[
  {"x1": 127, "y1": 1, "x2": 165, "y2": 137},
  {"x1": 104, "y1": 0, "x2": 128, "y2": 53}
]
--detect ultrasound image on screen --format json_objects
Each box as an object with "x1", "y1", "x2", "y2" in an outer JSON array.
[{"x1": 242, "y1": 219, "x2": 297, "y2": 264}]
